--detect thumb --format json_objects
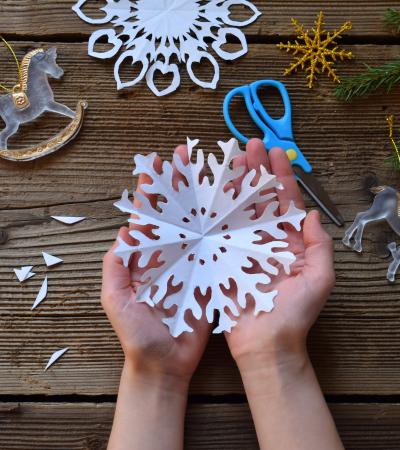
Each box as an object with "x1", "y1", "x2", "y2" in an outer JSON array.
[
  {"x1": 303, "y1": 210, "x2": 335, "y2": 293},
  {"x1": 102, "y1": 227, "x2": 133, "y2": 300}
]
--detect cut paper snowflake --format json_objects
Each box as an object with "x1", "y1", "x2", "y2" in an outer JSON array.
[
  {"x1": 114, "y1": 138, "x2": 306, "y2": 337},
  {"x1": 277, "y1": 11, "x2": 353, "y2": 88},
  {"x1": 72, "y1": 0, "x2": 261, "y2": 96},
  {"x1": 44, "y1": 347, "x2": 69, "y2": 371},
  {"x1": 14, "y1": 266, "x2": 36, "y2": 282}
]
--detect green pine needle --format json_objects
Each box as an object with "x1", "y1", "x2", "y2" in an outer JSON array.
[
  {"x1": 385, "y1": 153, "x2": 400, "y2": 171},
  {"x1": 335, "y1": 59, "x2": 400, "y2": 101},
  {"x1": 384, "y1": 8, "x2": 400, "y2": 33}
]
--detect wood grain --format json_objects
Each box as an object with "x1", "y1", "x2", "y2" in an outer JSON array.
[
  {"x1": 0, "y1": 1, "x2": 396, "y2": 38},
  {"x1": 1, "y1": 43, "x2": 400, "y2": 395},
  {"x1": 1, "y1": 1, "x2": 400, "y2": 446},
  {"x1": 0, "y1": 402, "x2": 399, "y2": 449},
  {"x1": 1, "y1": 42, "x2": 399, "y2": 208}
]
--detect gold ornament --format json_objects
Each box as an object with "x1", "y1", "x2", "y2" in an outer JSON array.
[
  {"x1": 10, "y1": 48, "x2": 45, "y2": 110},
  {"x1": 386, "y1": 115, "x2": 400, "y2": 171},
  {"x1": 277, "y1": 12, "x2": 353, "y2": 88},
  {"x1": 12, "y1": 87, "x2": 30, "y2": 110}
]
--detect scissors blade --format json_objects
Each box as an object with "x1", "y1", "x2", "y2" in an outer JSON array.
[{"x1": 293, "y1": 166, "x2": 344, "y2": 227}]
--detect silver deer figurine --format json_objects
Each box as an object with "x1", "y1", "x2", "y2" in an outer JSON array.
[{"x1": 343, "y1": 186, "x2": 400, "y2": 282}]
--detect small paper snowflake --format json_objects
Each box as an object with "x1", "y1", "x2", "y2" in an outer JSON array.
[
  {"x1": 277, "y1": 11, "x2": 353, "y2": 88},
  {"x1": 72, "y1": 0, "x2": 261, "y2": 96},
  {"x1": 114, "y1": 138, "x2": 306, "y2": 337}
]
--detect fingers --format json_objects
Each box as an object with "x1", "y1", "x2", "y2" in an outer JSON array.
[
  {"x1": 229, "y1": 153, "x2": 247, "y2": 196},
  {"x1": 130, "y1": 144, "x2": 190, "y2": 283},
  {"x1": 269, "y1": 147, "x2": 305, "y2": 249},
  {"x1": 246, "y1": 138, "x2": 274, "y2": 217},
  {"x1": 172, "y1": 144, "x2": 189, "y2": 191},
  {"x1": 225, "y1": 138, "x2": 271, "y2": 204},
  {"x1": 303, "y1": 210, "x2": 335, "y2": 294},
  {"x1": 178, "y1": 288, "x2": 213, "y2": 340},
  {"x1": 132, "y1": 145, "x2": 187, "y2": 236},
  {"x1": 269, "y1": 147, "x2": 305, "y2": 212},
  {"x1": 102, "y1": 227, "x2": 133, "y2": 298},
  {"x1": 134, "y1": 155, "x2": 162, "y2": 209},
  {"x1": 246, "y1": 138, "x2": 271, "y2": 174}
]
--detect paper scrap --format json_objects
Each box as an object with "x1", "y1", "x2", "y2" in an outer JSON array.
[
  {"x1": 42, "y1": 252, "x2": 63, "y2": 267},
  {"x1": 114, "y1": 138, "x2": 306, "y2": 337},
  {"x1": 14, "y1": 266, "x2": 35, "y2": 282},
  {"x1": 51, "y1": 216, "x2": 86, "y2": 225},
  {"x1": 44, "y1": 347, "x2": 69, "y2": 371},
  {"x1": 72, "y1": 0, "x2": 261, "y2": 96},
  {"x1": 32, "y1": 276, "x2": 48, "y2": 310}
]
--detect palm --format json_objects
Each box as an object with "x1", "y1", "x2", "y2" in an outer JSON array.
[
  {"x1": 224, "y1": 140, "x2": 334, "y2": 359},
  {"x1": 103, "y1": 279, "x2": 210, "y2": 378}
]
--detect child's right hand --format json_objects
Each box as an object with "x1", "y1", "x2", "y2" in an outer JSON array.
[
  {"x1": 224, "y1": 139, "x2": 335, "y2": 377},
  {"x1": 222, "y1": 139, "x2": 343, "y2": 450}
]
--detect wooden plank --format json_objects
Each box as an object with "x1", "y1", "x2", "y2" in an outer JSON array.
[
  {"x1": 1, "y1": 42, "x2": 399, "y2": 208},
  {"x1": 0, "y1": 402, "x2": 399, "y2": 449},
  {"x1": 1, "y1": 42, "x2": 400, "y2": 396},
  {"x1": 0, "y1": 1, "x2": 396, "y2": 38}
]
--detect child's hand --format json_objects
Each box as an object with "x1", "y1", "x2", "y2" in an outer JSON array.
[
  {"x1": 224, "y1": 139, "x2": 335, "y2": 375},
  {"x1": 102, "y1": 145, "x2": 211, "y2": 387}
]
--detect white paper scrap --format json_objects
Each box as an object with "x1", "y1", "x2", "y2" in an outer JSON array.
[
  {"x1": 44, "y1": 347, "x2": 69, "y2": 371},
  {"x1": 51, "y1": 216, "x2": 86, "y2": 225},
  {"x1": 32, "y1": 276, "x2": 48, "y2": 310},
  {"x1": 114, "y1": 138, "x2": 306, "y2": 338},
  {"x1": 42, "y1": 252, "x2": 63, "y2": 267},
  {"x1": 72, "y1": 0, "x2": 261, "y2": 96},
  {"x1": 14, "y1": 266, "x2": 35, "y2": 282}
]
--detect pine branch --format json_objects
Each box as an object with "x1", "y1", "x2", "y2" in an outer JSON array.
[
  {"x1": 385, "y1": 153, "x2": 400, "y2": 171},
  {"x1": 384, "y1": 8, "x2": 400, "y2": 33},
  {"x1": 334, "y1": 59, "x2": 400, "y2": 101}
]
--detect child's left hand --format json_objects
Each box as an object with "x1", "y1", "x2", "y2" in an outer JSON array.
[{"x1": 101, "y1": 145, "x2": 211, "y2": 386}]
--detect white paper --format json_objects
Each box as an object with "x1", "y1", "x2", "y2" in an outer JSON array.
[
  {"x1": 51, "y1": 216, "x2": 86, "y2": 225},
  {"x1": 44, "y1": 347, "x2": 69, "y2": 371},
  {"x1": 32, "y1": 276, "x2": 48, "y2": 310},
  {"x1": 72, "y1": 0, "x2": 261, "y2": 96},
  {"x1": 42, "y1": 252, "x2": 63, "y2": 267},
  {"x1": 14, "y1": 266, "x2": 35, "y2": 282},
  {"x1": 114, "y1": 138, "x2": 306, "y2": 337}
]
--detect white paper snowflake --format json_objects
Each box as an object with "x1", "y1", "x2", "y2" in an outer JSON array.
[
  {"x1": 114, "y1": 138, "x2": 306, "y2": 337},
  {"x1": 72, "y1": 0, "x2": 261, "y2": 96}
]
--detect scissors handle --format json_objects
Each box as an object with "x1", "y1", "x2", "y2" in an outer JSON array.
[
  {"x1": 223, "y1": 80, "x2": 312, "y2": 173},
  {"x1": 250, "y1": 80, "x2": 293, "y2": 140},
  {"x1": 223, "y1": 81, "x2": 342, "y2": 226},
  {"x1": 223, "y1": 85, "x2": 270, "y2": 144}
]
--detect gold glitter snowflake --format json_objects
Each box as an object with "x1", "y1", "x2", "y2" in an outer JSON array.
[{"x1": 277, "y1": 11, "x2": 353, "y2": 88}]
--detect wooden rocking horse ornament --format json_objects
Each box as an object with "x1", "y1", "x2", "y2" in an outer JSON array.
[{"x1": 0, "y1": 42, "x2": 87, "y2": 162}]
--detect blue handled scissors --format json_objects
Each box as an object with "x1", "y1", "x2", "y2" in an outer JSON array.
[{"x1": 223, "y1": 80, "x2": 344, "y2": 227}]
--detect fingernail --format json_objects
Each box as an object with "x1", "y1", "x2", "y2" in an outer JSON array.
[{"x1": 270, "y1": 147, "x2": 285, "y2": 152}]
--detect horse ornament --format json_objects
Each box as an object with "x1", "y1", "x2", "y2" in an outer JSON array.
[
  {"x1": 343, "y1": 186, "x2": 400, "y2": 282},
  {"x1": 0, "y1": 40, "x2": 87, "y2": 162}
]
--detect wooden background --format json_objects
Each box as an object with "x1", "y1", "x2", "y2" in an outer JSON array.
[{"x1": 1, "y1": 1, "x2": 400, "y2": 448}]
